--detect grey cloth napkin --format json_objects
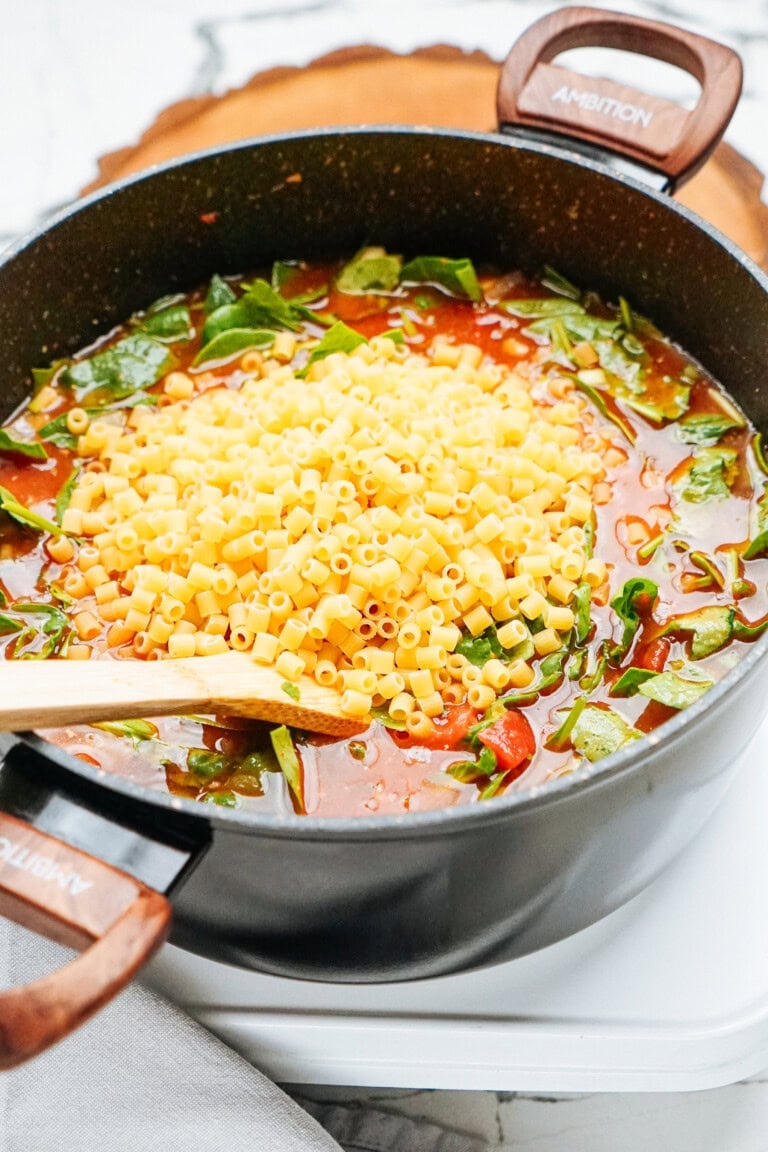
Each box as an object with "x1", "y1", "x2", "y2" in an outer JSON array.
[{"x1": 0, "y1": 920, "x2": 485, "y2": 1152}]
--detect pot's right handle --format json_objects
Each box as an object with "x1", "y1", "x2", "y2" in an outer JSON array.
[
  {"x1": 496, "y1": 6, "x2": 743, "y2": 191},
  {"x1": 0, "y1": 810, "x2": 171, "y2": 1068}
]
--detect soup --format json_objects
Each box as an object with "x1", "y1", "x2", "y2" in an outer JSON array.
[{"x1": 1, "y1": 250, "x2": 766, "y2": 816}]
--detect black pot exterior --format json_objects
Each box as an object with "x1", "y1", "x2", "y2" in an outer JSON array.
[{"x1": 2, "y1": 128, "x2": 768, "y2": 981}]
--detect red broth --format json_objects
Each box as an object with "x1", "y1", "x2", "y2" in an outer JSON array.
[{"x1": 2, "y1": 253, "x2": 767, "y2": 817}]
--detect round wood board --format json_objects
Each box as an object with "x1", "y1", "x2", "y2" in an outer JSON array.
[{"x1": 86, "y1": 45, "x2": 768, "y2": 270}]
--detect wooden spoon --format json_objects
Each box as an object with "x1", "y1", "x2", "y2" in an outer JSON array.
[{"x1": 0, "y1": 652, "x2": 366, "y2": 736}]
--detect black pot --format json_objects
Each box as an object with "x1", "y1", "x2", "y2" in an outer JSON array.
[{"x1": 0, "y1": 7, "x2": 764, "y2": 1066}]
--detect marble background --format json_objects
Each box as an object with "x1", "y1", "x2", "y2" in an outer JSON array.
[{"x1": 5, "y1": 0, "x2": 768, "y2": 1148}]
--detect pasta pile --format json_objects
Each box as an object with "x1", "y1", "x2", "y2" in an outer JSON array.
[{"x1": 56, "y1": 334, "x2": 607, "y2": 732}]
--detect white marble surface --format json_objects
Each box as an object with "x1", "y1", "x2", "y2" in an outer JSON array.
[{"x1": 6, "y1": 0, "x2": 768, "y2": 1148}]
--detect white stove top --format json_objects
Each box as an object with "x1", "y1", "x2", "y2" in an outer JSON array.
[{"x1": 146, "y1": 710, "x2": 768, "y2": 1092}]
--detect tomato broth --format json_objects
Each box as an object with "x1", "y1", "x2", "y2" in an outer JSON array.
[{"x1": 2, "y1": 251, "x2": 767, "y2": 817}]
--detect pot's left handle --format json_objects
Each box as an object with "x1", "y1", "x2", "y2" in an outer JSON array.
[{"x1": 0, "y1": 810, "x2": 171, "y2": 1068}]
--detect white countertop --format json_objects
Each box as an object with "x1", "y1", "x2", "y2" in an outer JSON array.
[{"x1": 6, "y1": 0, "x2": 768, "y2": 1147}]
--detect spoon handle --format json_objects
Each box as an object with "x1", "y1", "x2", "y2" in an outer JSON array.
[{"x1": 0, "y1": 652, "x2": 364, "y2": 737}]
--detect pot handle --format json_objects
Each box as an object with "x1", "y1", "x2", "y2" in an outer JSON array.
[
  {"x1": 0, "y1": 810, "x2": 171, "y2": 1068},
  {"x1": 496, "y1": 6, "x2": 742, "y2": 191}
]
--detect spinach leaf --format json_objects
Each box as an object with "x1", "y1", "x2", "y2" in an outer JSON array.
[
  {"x1": 502, "y1": 298, "x2": 584, "y2": 319},
  {"x1": 572, "y1": 582, "x2": 592, "y2": 645},
  {"x1": 204, "y1": 273, "x2": 236, "y2": 314},
  {"x1": 141, "y1": 303, "x2": 192, "y2": 342},
  {"x1": 63, "y1": 333, "x2": 174, "y2": 397},
  {"x1": 203, "y1": 790, "x2": 239, "y2": 808},
  {"x1": 55, "y1": 467, "x2": 80, "y2": 526},
  {"x1": 0, "y1": 602, "x2": 72, "y2": 659},
  {"x1": 456, "y1": 626, "x2": 505, "y2": 667},
  {"x1": 299, "y1": 321, "x2": 367, "y2": 376},
  {"x1": 204, "y1": 278, "x2": 319, "y2": 343},
  {"x1": 571, "y1": 704, "x2": 641, "y2": 762},
  {"x1": 93, "y1": 718, "x2": 159, "y2": 746},
  {"x1": 187, "y1": 748, "x2": 233, "y2": 779},
  {"x1": 623, "y1": 381, "x2": 690, "y2": 423},
  {"x1": 574, "y1": 378, "x2": 637, "y2": 444},
  {"x1": 0, "y1": 429, "x2": 47, "y2": 460},
  {"x1": 662, "y1": 605, "x2": 735, "y2": 658},
  {"x1": 270, "y1": 725, "x2": 304, "y2": 811},
  {"x1": 194, "y1": 328, "x2": 275, "y2": 367},
  {"x1": 498, "y1": 650, "x2": 566, "y2": 707},
  {"x1": 541, "y1": 266, "x2": 581, "y2": 300},
  {"x1": 637, "y1": 669, "x2": 713, "y2": 709},
  {"x1": 609, "y1": 667, "x2": 657, "y2": 697},
  {"x1": 448, "y1": 745, "x2": 498, "y2": 783},
  {"x1": 336, "y1": 250, "x2": 402, "y2": 294},
  {"x1": 608, "y1": 577, "x2": 658, "y2": 662},
  {"x1": 0, "y1": 486, "x2": 62, "y2": 536},
  {"x1": 400, "y1": 256, "x2": 482, "y2": 302},
  {"x1": 674, "y1": 447, "x2": 738, "y2": 504},
  {"x1": 676, "y1": 413, "x2": 744, "y2": 446},
  {"x1": 546, "y1": 695, "x2": 587, "y2": 751}
]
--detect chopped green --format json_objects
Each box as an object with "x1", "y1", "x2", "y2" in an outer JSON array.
[
  {"x1": 204, "y1": 273, "x2": 237, "y2": 314},
  {"x1": 194, "y1": 328, "x2": 275, "y2": 366},
  {"x1": 336, "y1": 249, "x2": 402, "y2": 294},
  {"x1": 55, "y1": 467, "x2": 81, "y2": 526},
  {"x1": 571, "y1": 704, "x2": 641, "y2": 762},
  {"x1": 636, "y1": 669, "x2": 713, "y2": 709},
  {"x1": 400, "y1": 256, "x2": 482, "y2": 302},
  {"x1": 456, "y1": 626, "x2": 505, "y2": 667},
  {"x1": 676, "y1": 413, "x2": 744, "y2": 446},
  {"x1": 0, "y1": 430, "x2": 47, "y2": 460},
  {"x1": 203, "y1": 278, "x2": 312, "y2": 343},
  {"x1": 574, "y1": 378, "x2": 637, "y2": 444},
  {"x1": 674, "y1": 447, "x2": 738, "y2": 503},
  {"x1": 448, "y1": 745, "x2": 498, "y2": 783},
  {"x1": 572, "y1": 582, "x2": 592, "y2": 645},
  {"x1": 608, "y1": 578, "x2": 658, "y2": 662},
  {"x1": 63, "y1": 333, "x2": 175, "y2": 397},
  {"x1": 187, "y1": 749, "x2": 231, "y2": 779},
  {"x1": 281, "y1": 680, "x2": 300, "y2": 701},
  {"x1": 0, "y1": 601, "x2": 72, "y2": 659},
  {"x1": 0, "y1": 486, "x2": 62, "y2": 536},
  {"x1": 541, "y1": 265, "x2": 581, "y2": 300},
  {"x1": 382, "y1": 328, "x2": 405, "y2": 344},
  {"x1": 141, "y1": 303, "x2": 192, "y2": 342},
  {"x1": 299, "y1": 321, "x2": 367, "y2": 375},
  {"x1": 93, "y1": 718, "x2": 159, "y2": 746},
  {"x1": 609, "y1": 667, "x2": 657, "y2": 697},
  {"x1": 203, "y1": 790, "x2": 239, "y2": 808},
  {"x1": 662, "y1": 605, "x2": 735, "y2": 659},
  {"x1": 499, "y1": 650, "x2": 566, "y2": 707},
  {"x1": 502, "y1": 297, "x2": 584, "y2": 319},
  {"x1": 270, "y1": 724, "x2": 304, "y2": 810},
  {"x1": 348, "y1": 740, "x2": 367, "y2": 760},
  {"x1": 546, "y1": 696, "x2": 587, "y2": 751}
]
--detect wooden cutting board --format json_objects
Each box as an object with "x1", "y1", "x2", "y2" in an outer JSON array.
[{"x1": 85, "y1": 44, "x2": 768, "y2": 270}]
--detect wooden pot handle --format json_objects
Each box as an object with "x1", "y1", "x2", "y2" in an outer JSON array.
[
  {"x1": 0, "y1": 810, "x2": 171, "y2": 1068},
  {"x1": 496, "y1": 6, "x2": 742, "y2": 189}
]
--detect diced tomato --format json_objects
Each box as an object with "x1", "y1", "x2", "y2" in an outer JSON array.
[
  {"x1": 477, "y1": 709, "x2": 536, "y2": 775},
  {"x1": 634, "y1": 637, "x2": 670, "y2": 673},
  {"x1": 395, "y1": 703, "x2": 480, "y2": 750}
]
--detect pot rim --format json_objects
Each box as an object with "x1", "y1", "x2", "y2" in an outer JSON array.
[{"x1": 6, "y1": 123, "x2": 768, "y2": 840}]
